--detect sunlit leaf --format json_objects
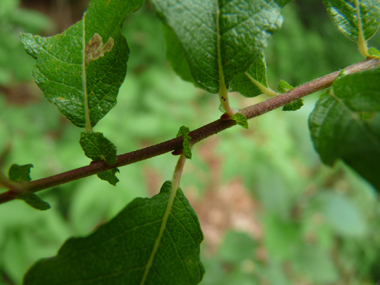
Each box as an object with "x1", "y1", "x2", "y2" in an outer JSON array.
[
  {"x1": 23, "y1": 181, "x2": 204, "y2": 285},
  {"x1": 21, "y1": 0, "x2": 144, "y2": 128}
]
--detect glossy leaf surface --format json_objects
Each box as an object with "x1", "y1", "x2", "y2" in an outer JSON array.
[
  {"x1": 323, "y1": 0, "x2": 380, "y2": 42},
  {"x1": 152, "y1": 0, "x2": 290, "y2": 93},
  {"x1": 309, "y1": 70, "x2": 380, "y2": 190},
  {"x1": 21, "y1": 0, "x2": 144, "y2": 128},
  {"x1": 23, "y1": 181, "x2": 204, "y2": 285}
]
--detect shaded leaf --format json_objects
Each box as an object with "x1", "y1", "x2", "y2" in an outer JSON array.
[
  {"x1": 152, "y1": 0, "x2": 291, "y2": 93},
  {"x1": 320, "y1": 192, "x2": 367, "y2": 236},
  {"x1": 21, "y1": 0, "x2": 144, "y2": 128},
  {"x1": 230, "y1": 53, "x2": 268, "y2": 97},
  {"x1": 80, "y1": 132, "x2": 117, "y2": 164},
  {"x1": 232, "y1": 113, "x2": 248, "y2": 129},
  {"x1": 17, "y1": 193, "x2": 51, "y2": 211},
  {"x1": 176, "y1": 126, "x2": 192, "y2": 159},
  {"x1": 97, "y1": 168, "x2": 120, "y2": 186},
  {"x1": 323, "y1": 0, "x2": 380, "y2": 42},
  {"x1": 309, "y1": 69, "x2": 380, "y2": 190},
  {"x1": 8, "y1": 164, "x2": 33, "y2": 182},
  {"x1": 8, "y1": 164, "x2": 50, "y2": 210},
  {"x1": 23, "y1": 181, "x2": 204, "y2": 285}
]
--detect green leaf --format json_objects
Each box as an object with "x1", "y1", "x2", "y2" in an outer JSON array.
[
  {"x1": 20, "y1": 0, "x2": 145, "y2": 128},
  {"x1": 323, "y1": 0, "x2": 380, "y2": 42},
  {"x1": 229, "y1": 53, "x2": 268, "y2": 97},
  {"x1": 8, "y1": 164, "x2": 51, "y2": 210},
  {"x1": 320, "y1": 192, "x2": 367, "y2": 236},
  {"x1": 17, "y1": 193, "x2": 51, "y2": 211},
  {"x1": 231, "y1": 113, "x2": 248, "y2": 129},
  {"x1": 23, "y1": 181, "x2": 205, "y2": 285},
  {"x1": 163, "y1": 25, "x2": 197, "y2": 85},
  {"x1": 80, "y1": 132, "x2": 117, "y2": 164},
  {"x1": 368, "y1": 47, "x2": 380, "y2": 58},
  {"x1": 277, "y1": 79, "x2": 294, "y2": 93},
  {"x1": 309, "y1": 69, "x2": 380, "y2": 190},
  {"x1": 97, "y1": 168, "x2": 120, "y2": 186},
  {"x1": 282, "y1": 99, "x2": 304, "y2": 111},
  {"x1": 151, "y1": 0, "x2": 291, "y2": 93},
  {"x1": 277, "y1": 80, "x2": 303, "y2": 111},
  {"x1": 176, "y1": 126, "x2": 192, "y2": 159},
  {"x1": 8, "y1": 164, "x2": 33, "y2": 182}
]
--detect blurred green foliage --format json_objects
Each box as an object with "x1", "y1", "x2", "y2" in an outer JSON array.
[{"x1": 0, "y1": 0, "x2": 380, "y2": 284}]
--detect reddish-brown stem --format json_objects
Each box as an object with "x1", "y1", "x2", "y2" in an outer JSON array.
[{"x1": 0, "y1": 58, "x2": 379, "y2": 205}]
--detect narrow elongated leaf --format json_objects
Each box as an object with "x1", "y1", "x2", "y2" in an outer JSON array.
[
  {"x1": 230, "y1": 53, "x2": 268, "y2": 97},
  {"x1": 323, "y1": 0, "x2": 380, "y2": 42},
  {"x1": 21, "y1": 0, "x2": 144, "y2": 128},
  {"x1": 23, "y1": 181, "x2": 204, "y2": 285},
  {"x1": 80, "y1": 132, "x2": 117, "y2": 164},
  {"x1": 309, "y1": 70, "x2": 380, "y2": 190},
  {"x1": 152, "y1": 0, "x2": 291, "y2": 93}
]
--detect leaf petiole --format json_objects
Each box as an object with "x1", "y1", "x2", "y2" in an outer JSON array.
[
  {"x1": 245, "y1": 72, "x2": 278, "y2": 97},
  {"x1": 355, "y1": 0, "x2": 369, "y2": 57}
]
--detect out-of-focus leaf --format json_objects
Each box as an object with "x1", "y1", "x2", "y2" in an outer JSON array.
[
  {"x1": 218, "y1": 231, "x2": 256, "y2": 264},
  {"x1": 79, "y1": 132, "x2": 117, "y2": 164},
  {"x1": 309, "y1": 70, "x2": 380, "y2": 190},
  {"x1": 293, "y1": 245, "x2": 339, "y2": 283},
  {"x1": 151, "y1": 0, "x2": 291, "y2": 93},
  {"x1": 20, "y1": 0, "x2": 144, "y2": 128},
  {"x1": 368, "y1": 47, "x2": 380, "y2": 58},
  {"x1": 24, "y1": 181, "x2": 204, "y2": 285},
  {"x1": 97, "y1": 168, "x2": 120, "y2": 186},
  {"x1": 8, "y1": 163, "x2": 33, "y2": 182},
  {"x1": 320, "y1": 192, "x2": 367, "y2": 236},
  {"x1": 8, "y1": 164, "x2": 50, "y2": 210},
  {"x1": 230, "y1": 53, "x2": 268, "y2": 97},
  {"x1": 17, "y1": 193, "x2": 51, "y2": 211},
  {"x1": 323, "y1": 0, "x2": 380, "y2": 42}
]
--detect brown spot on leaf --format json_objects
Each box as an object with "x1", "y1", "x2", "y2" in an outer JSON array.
[{"x1": 85, "y1": 33, "x2": 114, "y2": 64}]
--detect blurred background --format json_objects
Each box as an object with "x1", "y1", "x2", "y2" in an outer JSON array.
[{"x1": 1, "y1": 0, "x2": 380, "y2": 284}]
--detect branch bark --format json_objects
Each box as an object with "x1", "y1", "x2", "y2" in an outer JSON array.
[{"x1": 0, "y1": 58, "x2": 379, "y2": 205}]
